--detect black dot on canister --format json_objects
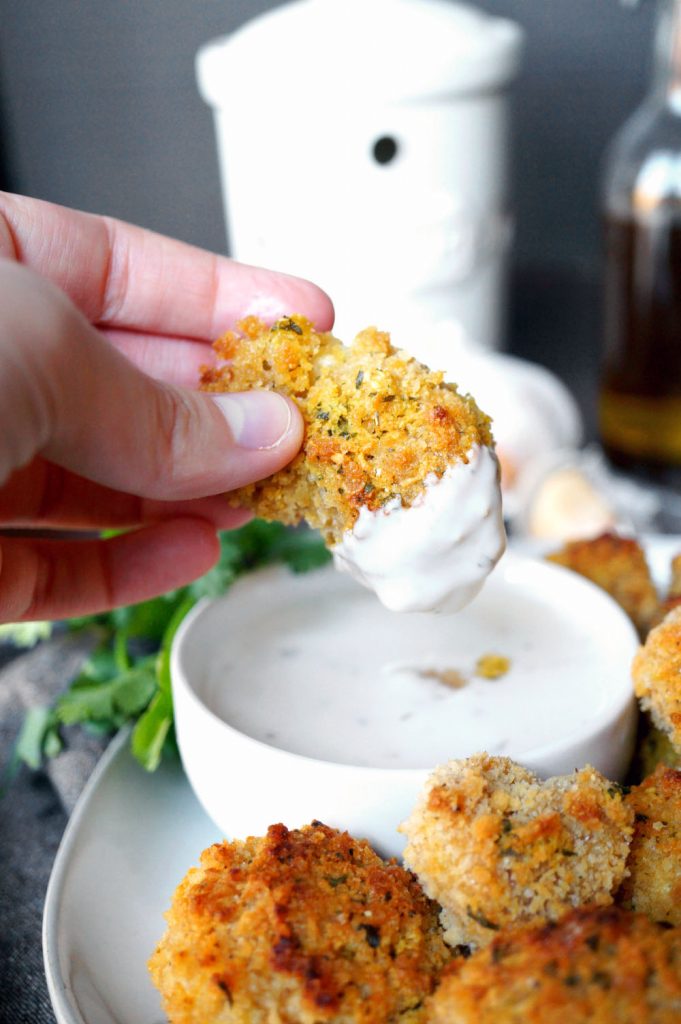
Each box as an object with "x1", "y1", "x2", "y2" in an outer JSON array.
[{"x1": 372, "y1": 136, "x2": 399, "y2": 165}]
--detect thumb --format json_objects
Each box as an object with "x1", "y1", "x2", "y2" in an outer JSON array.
[{"x1": 0, "y1": 261, "x2": 303, "y2": 499}]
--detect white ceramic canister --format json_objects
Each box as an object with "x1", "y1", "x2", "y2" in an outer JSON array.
[{"x1": 197, "y1": 0, "x2": 523, "y2": 349}]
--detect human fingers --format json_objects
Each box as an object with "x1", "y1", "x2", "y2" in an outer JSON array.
[
  {"x1": 0, "y1": 191, "x2": 334, "y2": 338},
  {"x1": 0, "y1": 518, "x2": 219, "y2": 622},
  {"x1": 0, "y1": 458, "x2": 252, "y2": 530},
  {"x1": 104, "y1": 329, "x2": 215, "y2": 387},
  {"x1": 0, "y1": 261, "x2": 303, "y2": 500}
]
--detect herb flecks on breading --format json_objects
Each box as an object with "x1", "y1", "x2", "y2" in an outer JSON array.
[
  {"x1": 149, "y1": 822, "x2": 450, "y2": 1024},
  {"x1": 400, "y1": 754, "x2": 633, "y2": 950},
  {"x1": 201, "y1": 316, "x2": 493, "y2": 545}
]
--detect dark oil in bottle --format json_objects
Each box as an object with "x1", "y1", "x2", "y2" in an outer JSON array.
[{"x1": 599, "y1": 211, "x2": 681, "y2": 487}]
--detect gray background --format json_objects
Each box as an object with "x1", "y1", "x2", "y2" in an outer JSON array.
[
  {"x1": 0, "y1": 1, "x2": 656, "y2": 271},
  {"x1": 0, "y1": 0, "x2": 660, "y2": 417}
]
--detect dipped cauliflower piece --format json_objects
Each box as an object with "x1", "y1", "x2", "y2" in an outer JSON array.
[{"x1": 201, "y1": 315, "x2": 505, "y2": 612}]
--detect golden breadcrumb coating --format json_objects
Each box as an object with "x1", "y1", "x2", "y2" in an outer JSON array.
[
  {"x1": 200, "y1": 315, "x2": 493, "y2": 545},
  {"x1": 633, "y1": 606, "x2": 681, "y2": 753},
  {"x1": 547, "y1": 532, "x2": 659, "y2": 638},
  {"x1": 428, "y1": 905, "x2": 681, "y2": 1024},
  {"x1": 148, "y1": 822, "x2": 450, "y2": 1024},
  {"x1": 399, "y1": 753, "x2": 634, "y2": 950},
  {"x1": 617, "y1": 766, "x2": 681, "y2": 926}
]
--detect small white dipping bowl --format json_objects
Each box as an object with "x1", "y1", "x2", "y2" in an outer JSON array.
[{"x1": 171, "y1": 551, "x2": 639, "y2": 859}]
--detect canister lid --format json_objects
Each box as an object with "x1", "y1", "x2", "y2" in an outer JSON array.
[{"x1": 198, "y1": 0, "x2": 523, "y2": 107}]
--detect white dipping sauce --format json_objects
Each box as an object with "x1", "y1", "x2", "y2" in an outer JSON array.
[
  {"x1": 332, "y1": 444, "x2": 506, "y2": 614},
  {"x1": 200, "y1": 559, "x2": 633, "y2": 770}
]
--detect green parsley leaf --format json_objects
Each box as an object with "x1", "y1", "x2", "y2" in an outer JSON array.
[
  {"x1": 55, "y1": 662, "x2": 157, "y2": 726},
  {"x1": 14, "y1": 706, "x2": 61, "y2": 770},
  {"x1": 266, "y1": 527, "x2": 332, "y2": 573},
  {"x1": 131, "y1": 690, "x2": 173, "y2": 772},
  {"x1": 0, "y1": 621, "x2": 53, "y2": 648}
]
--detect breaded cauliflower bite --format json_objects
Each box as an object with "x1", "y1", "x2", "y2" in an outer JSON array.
[
  {"x1": 427, "y1": 906, "x2": 681, "y2": 1024},
  {"x1": 399, "y1": 754, "x2": 634, "y2": 950},
  {"x1": 633, "y1": 606, "x2": 681, "y2": 753},
  {"x1": 618, "y1": 765, "x2": 681, "y2": 926},
  {"x1": 200, "y1": 315, "x2": 505, "y2": 612},
  {"x1": 547, "y1": 532, "x2": 659, "y2": 638},
  {"x1": 201, "y1": 316, "x2": 492, "y2": 542},
  {"x1": 148, "y1": 822, "x2": 450, "y2": 1024}
]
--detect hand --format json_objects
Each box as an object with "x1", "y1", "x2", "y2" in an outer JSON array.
[{"x1": 0, "y1": 192, "x2": 333, "y2": 623}]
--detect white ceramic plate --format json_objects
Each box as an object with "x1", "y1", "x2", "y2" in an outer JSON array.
[
  {"x1": 43, "y1": 535, "x2": 681, "y2": 1024},
  {"x1": 43, "y1": 729, "x2": 220, "y2": 1024}
]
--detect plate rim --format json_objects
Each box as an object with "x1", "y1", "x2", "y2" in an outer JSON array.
[{"x1": 42, "y1": 728, "x2": 132, "y2": 1024}]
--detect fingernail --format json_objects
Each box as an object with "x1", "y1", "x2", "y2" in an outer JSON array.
[{"x1": 211, "y1": 391, "x2": 294, "y2": 450}]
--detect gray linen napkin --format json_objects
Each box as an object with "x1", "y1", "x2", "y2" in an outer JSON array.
[
  {"x1": 0, "y1": 634, "x2": 109, "y2": 1024},
  {"x1": 0, "y1": 631, "x2": 107, "y2": 812}
]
